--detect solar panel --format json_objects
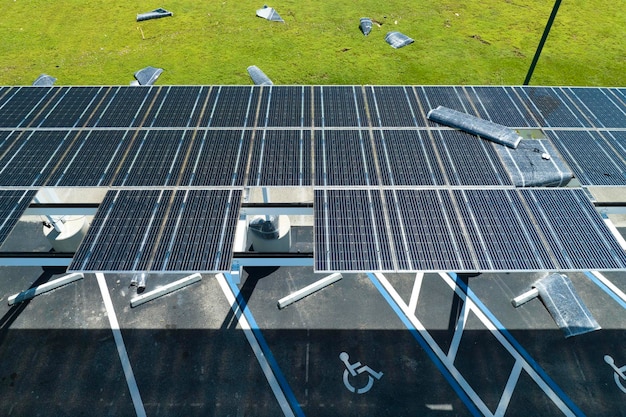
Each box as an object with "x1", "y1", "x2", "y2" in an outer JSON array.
[
  {"x1": 314, "y1": 130, "x2": 378, "y2": 186},
  {"x1": 179, "y1": 129, "x2": 252, "y2": 186},
  {"x1": 520, "y1": 87, "x2": 591, "y2": 128},
  {"x1": 568, "y1": 87, "x2": 626, "y2": 128},
  {"x1": 89, "y1": 86, "x2": 158, "y2": 127},
  {"x1": 69, "y1": 188, "x2": 242, "y2": 272},
  {"x1": 0, "y1": 189, "x2": 37, "y2": 247},
  {"x1": 433, "y1": 130, "x2": 512, "y2": 186},
  {"x1": 143, "y1": 86, "x2": 209, "y2": 127},
  {"x1": 32, "y1": 87, "x2": 107, "y2": 128},
  {"x1": 265, "y1": 86, "x2": 312, "y2": 127},
  {"x1": 46, "y1": 130, "x2": 131, "y2": 187},
  {"x1": 467, "y1": 86, "x2": 538, "y2": 127},
  {"x1": 373, "y1": 129, "x2": 444, "y2": 186},
  {"x1": 366, "y1": 86, "x2": 426, "y2": 127},
  {"x1": 546, "y1": 130, "x2": 626, "y2": 186},
  {"x1": 248, "y1": 129, "x2": 311, "y2": 186},
  {"x1": 0, "y1": 130, "x2": 71, "y2": 186},
  {"x1": 202, "y1": 86, "x2": 263, "y2": 127},
  {"x1": 112, "y1": 130, "x2": 192, "y2": 187},
  {"x1": 0, "y1": 87, "x2": 55, "y2": 128},
  {"x1": 314, "y1": 187, "x2": 626, "y2": 272},
  {"x1": 417, "y1": 86, "x2": 474, "y2": 127},
  {"x1": 320, "y1": 86, "x2": 367, "y2": 127}
]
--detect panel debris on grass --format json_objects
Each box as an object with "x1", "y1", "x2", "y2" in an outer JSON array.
[
  {"x1": 256, "y1": 5, "x2": 284, "y2": 22},
  {"x1": 385, "y1": 31, "x2": 414, "y2": 48},
  {"x1": 360, "y1": 18, "x2": 373, "y2": 36},
  {"x1": 137, "y1": 8, "x2": 173, "y2": 22}
]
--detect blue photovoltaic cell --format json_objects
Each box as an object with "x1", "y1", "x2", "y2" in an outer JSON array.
[
  {"x1": 374, "y1": 129, "x2": 444, "y2": 185},
  {"x1": 0, "y1": 189, "x2": 37, "y2": 246},
  {"x1": 70, "y1": 189, "x2": 173, "y2": 272},
  {"x1": 34, "y1": 87, "x2": 107, "y2": 128},
  {"x1": 112, "y1": 130, "x2": 192, "y2": 187},
  {"x1": 314, "y1": 130, "x2": 378, "y2": 186},
  {"x1": 366, "y1": 86, "x2": 425, "y2": 127},
  {"x1": 202, "y1": 86, "x2": 262, "y2": 127},
  {"x1": 265, "y1": 86, "x2": 312, "y2": 127},
  {"x1": 180, "y1": 129, "x2": 252, "y2": 186},
  {"x1": 47, "y1": 130, "x2": 131, "y2": 187},
  {"x1": 433, "y1": 130, "x2": 512, "y2": 186},
  {"x1": 143, "y1": 86, "x2": 209, "y2": 127},
  {"x1": 568, "y1": 87, "x2": 626, "y2": 128},
  {"x1": 248, "y1": 129, "x2": 311, "y2": 186},
  {"x1": 467, "y1": 86, "x2": 538, "y2": 127},
  {"x1": 521, "y1": 188, "x2": 626, "y2": 270},
  {"x1": 521, "y1": 87, "x2": 591, "y2": 127},
  {"x1": 70, "y1": 188, "x2": 241, "y2": 272},
  {"x1": 150, "y1": 189, "x2": 242, "y2": 271},
  {"x1": 314, "y1": 189, "x2": 393, "y2": 271},
  {"x1": 546, "y1": 130, "x2": 626, "y2": 186},
  {"x1": 0, "y1": 130, "x2": 70, "y2": 186},
  {"x1": 0, "y1": 87, "x2": 54, "y2": 128},
  {"x1": 88, "y1": 86, "x2": 158, "y2": 127},
  {"x1": 311, "y1": 86, "x2": 365, "y2": 127},
  {"x1": 453, "y1": 189, "x2": 546, "y2": 270},
  {"x1": 385, "y1": 189, "x2": 465, "y2": 271}
]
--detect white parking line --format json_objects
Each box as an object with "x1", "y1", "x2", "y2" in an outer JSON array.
[
  {"x1": 407, "y1": 272, "x2": 424, "y2": 314},
  {"x1": 96, "y1": 273, "x2": 146, "y2": 417},
  {"x1": 215, "y1": 273, "x2": 296, "y2": 417}
]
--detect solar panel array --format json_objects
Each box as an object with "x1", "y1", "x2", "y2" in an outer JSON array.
[
  {"x1": 314, "y1": 188, "x2": 626, "y2": 272},
  {"x1": 0, "y1": 85, "x2": 624, "y2": 273}
]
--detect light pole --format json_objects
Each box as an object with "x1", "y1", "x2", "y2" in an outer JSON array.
[{"x1": 523, "y1": 0, "x2": 563, "y2": 85}]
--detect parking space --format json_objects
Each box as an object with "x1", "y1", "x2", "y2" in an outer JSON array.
[{"x1": 1, "y1": 263, "x2": 625, "y2": 416}]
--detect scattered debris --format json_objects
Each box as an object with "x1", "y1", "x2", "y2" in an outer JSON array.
[
  {"x1": 359, "y1": 17, "x2": 372, "y2": 36},
  {"x1": 338, "y1": 47, "x2": 351, "y2": 53},
  {"x1": 137, "y1": 8, "x2": 173, "y2": 22},
  {"x1": 32, "y1": 74, "x2": 56, "y2": 86},
  {"x1": 371, "y1": 18, "x2": 383, "y2": 27},
  {"x1": 469, "y1": 34, "x2": 491, "y2": 45},
  {"x1": 133, "y1": 66, "x2": 163, "y2": 86},
  {"x1": 247, "y1": 65, "x2": 273, "y2": 86},
  {"x1": 427, "y1": 106, "x2": 522, "y2": 148},
  {"x1": 385, "y1": 31, "x2": 414, "y2": 49},
  {"x1": 256, "y1": 5, "x2": 284, "y2": 22}
]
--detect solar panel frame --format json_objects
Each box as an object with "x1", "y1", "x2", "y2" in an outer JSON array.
[
  {"x1": 320, "y1": 86, "x2": 367, "y2": 127},
  {"x1": 265, "y1": 86, "x2": 312, "y2": 127}
]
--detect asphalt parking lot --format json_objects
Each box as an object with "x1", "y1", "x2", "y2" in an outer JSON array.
[{"x1": 1, "y1": 223, "x2": 626, "y2": 416}]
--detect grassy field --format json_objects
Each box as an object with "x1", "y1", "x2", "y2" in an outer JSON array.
[{"x1": 1, "y1": 0, "x2": 624, "y2": 86}]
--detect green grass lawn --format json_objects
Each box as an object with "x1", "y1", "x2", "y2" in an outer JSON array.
[{"x1": 1, "y1": 0, "x2": 624, "y2": 86}]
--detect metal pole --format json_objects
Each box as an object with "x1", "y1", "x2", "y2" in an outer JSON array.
[{"x1": 523, "y1": 0, "x2": 563, "y2": 85}]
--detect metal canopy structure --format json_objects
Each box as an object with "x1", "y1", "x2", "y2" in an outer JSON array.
[{"x1": 0, "y1": 85, "x2": 625, "y2": 273}]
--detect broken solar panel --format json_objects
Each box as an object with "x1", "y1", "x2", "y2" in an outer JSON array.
[
  {"x1": 314, "y1": 188, "x2": 626, "y2": 272},
  {"x1": 0, "y1": 190, "x2": 37, "y2": 247},
  {"x1": 69, "y1": 188, "x2": 242, "y2": 273}
]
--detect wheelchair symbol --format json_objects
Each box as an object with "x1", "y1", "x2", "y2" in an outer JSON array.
[
  {"x1": 339, "y1": 352, "x2": 383, "y2": 394},
  {"x1": 605, "y1": 355, "x2": 626, "y2": 393}
]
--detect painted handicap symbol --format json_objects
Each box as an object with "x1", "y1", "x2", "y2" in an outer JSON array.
[
  {"x1": 339, "y1": 352, "x2": 383, "y2": 394},
  {"x1": 605, "y1": 355, "x2": 626, "y2": 393}
]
